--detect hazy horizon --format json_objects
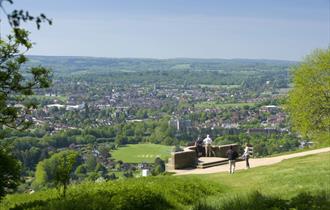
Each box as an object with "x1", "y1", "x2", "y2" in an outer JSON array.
[{"x1": 28, "y1": 54, "x2": 300, "y2": 62}]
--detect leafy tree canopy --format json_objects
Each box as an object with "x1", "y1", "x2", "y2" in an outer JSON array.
[
  {"x1": 0, "y1": 0, "x2": 52, "y2": 129},
  {"x1": 287, "y1": 48, "x2": 330, "y2": 144},
  {"x1": 33, "y1": 150, "x2": 79, "y2": 197},
  {"x1": 0, "y1": 0, "x2": 52, "y2": 198}
]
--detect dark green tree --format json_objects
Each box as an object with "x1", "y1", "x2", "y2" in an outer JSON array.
[
  {"x1": 0, "y1": 148, "x2": 20, "y2": 199},
  {"x1": 0, "y1": 0, "x2": 52, "y2": 198}
]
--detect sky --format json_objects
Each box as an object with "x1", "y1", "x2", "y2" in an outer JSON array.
[{"x1": 1, "y1": 0, "x2": 329, "y2": 61}]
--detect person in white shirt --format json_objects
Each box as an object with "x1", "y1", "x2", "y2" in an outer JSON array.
[
  {"x1": 203, "y1": 134, "x2": 213, "y2": 157},
  {"x1": 243, "y1": 143, "x2": 253, "y2": 169}
]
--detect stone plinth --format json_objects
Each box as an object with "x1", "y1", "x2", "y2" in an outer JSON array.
[
  {"x1": 166, "y1": 143, "x2": 240, "y2": 170},
  {"x1": 167, "y1": 150, "x2": 197, "y2": 170}
]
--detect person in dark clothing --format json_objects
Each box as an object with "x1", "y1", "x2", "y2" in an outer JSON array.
[
  {"x1": 226, "y1": 145, "x2": 238, "y2": 174},
  {"x1": 195, "y1": 137, "x2": 204, "y2": 157}
]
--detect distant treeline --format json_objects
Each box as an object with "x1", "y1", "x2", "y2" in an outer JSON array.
[{"x1": 27, "y1": 56, "x2": 294, "y2": 86}]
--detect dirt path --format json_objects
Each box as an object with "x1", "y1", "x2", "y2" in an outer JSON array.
[{"x1": 171, "y1": 147, "x2": 330, "y2": 175}]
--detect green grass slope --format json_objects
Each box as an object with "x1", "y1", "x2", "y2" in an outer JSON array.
[
  {"x1": 194, "y1": 152, "x2": 330, "y2": 209},
  {"x1": 201, "y1": 152, "x2": 330, "y2": 196},
  {"x1": 1, "y1": 152, "x2": 329, "y2": 210}
]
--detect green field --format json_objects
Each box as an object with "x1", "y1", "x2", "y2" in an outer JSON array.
[
  {"x1": 195, "y1": 101, "x2": 255, "y2": 109},
  {"x1": 199, "y1": 84, "x2": 241, "y2": 89},
  {"x1": 28, "y1": 95, "x2": 68, "y2": 102},
  {"x1": 111, "y1": 144, "x2": 173, "y2": 163}
]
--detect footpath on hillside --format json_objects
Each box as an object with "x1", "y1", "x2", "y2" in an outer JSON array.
[{"x1": 170, "y1": 147, "x2": 330, "y2": 175}]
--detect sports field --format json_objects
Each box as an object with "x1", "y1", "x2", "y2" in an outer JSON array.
[{"x1": 111, "y1": 144, "x2": 173, "y2": 163}]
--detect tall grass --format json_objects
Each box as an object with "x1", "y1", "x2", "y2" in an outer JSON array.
[
  {"x1": 0, "y1": 176, "x2": 223, "y2": 210},
  {"x1": 192, "y1": 190, "x2": 330, "y2": 210}
]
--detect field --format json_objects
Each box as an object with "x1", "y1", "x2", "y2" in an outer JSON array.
[
  {"x1": 195, "y1": 101, "x2": 255, "y2": 109},
  {"x1": 1, "y1": 152, "x2": 329, "y2": 210},
  {"x1": 111, "y1": 144, "x2": 173, "y2": 163},
  {"x1": 28, "y1": 95, "x2": 68, "y2": 102},
  {"x1": 199, "y1": 84, "x2": 241, "y2": 89}
]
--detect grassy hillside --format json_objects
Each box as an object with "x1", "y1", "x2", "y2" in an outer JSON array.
[
  {"x1": 111, "y1": 144, "x2": 173, "y2": 163},
  {"x1": 201, "y1": 152, "x2": 330, "y2": 196},
  {"x1": 1, "y1": 152, "x2": 329, "y2": 210},
  {"x1": 195, "y1": 152, "x2": 330, "y2": 209}
]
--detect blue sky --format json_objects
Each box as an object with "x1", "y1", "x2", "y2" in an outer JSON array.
[{"x1": 1, "y1": 0, "x2": 329, "y2": 60}]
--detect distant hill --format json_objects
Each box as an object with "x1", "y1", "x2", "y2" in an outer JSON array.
[
  {"x1": 26, "y1": 55, "x2": 297, "y2": 75},
  {"x1": 24, "y1": 55, "x2": 298, "y2": 86}
]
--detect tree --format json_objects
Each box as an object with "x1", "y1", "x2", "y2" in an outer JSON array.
[
  {"x1": 74, "y1": 164, "x2": 87, "y2": 175},
  {"x1": 287, "y1": 48, "x2": 330, "y2": 144},
  {"x1": 0, "y1": 0, "x2": 52, "y2": 129},
  {"x1": 85, "y1": 153, "x2": 97, "y2": 171},
  {"x1": 54, "y1": 151, "x2": 79, "y2": 197},
  {"x1": 0, "y1": 0, "x2": 52, "y2": 198},
  {"x1": 95, "y1": 163, "x2": 107, "y2": 176},
  {"x1": 98, "y1": 145, "x2": 111, "y2": 158},
  {"x1": 34, "y1": 150, "x2": 78, "y2": 197},
  {"x1": 0, "y1": 148, "x2": 20, "y2": 200},
  {"x1": 151, "y1": 157, "x2": 165, "y2": 176},
  {"x1": 115, "y1": 134, "x2": 127, "y2": 145}
]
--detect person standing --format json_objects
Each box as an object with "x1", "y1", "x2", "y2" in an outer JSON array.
[
  {"x1": 243, "y1": 143, "x2": 252, "y2": 169},
  {"x1": 195, "y1": 136, "x2": 204, "y2": 157},
  {"x1": 203, "y1": 134, "x2": 212, "y2": 157},
  {"x1": 227, "y1": 145, "x2": 238, "y2": 174}
]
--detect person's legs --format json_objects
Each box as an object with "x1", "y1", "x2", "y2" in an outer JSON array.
[
  {"x1": 198, "y1": 146, "x2": 203, "y2": 157},
  {"x1": 246, "y1": 156, "x2": 250, "y2": 168},
  {"x1": 202, "y1": 146, "x2": 205, "y2": 157},
  {"x1": 204, "y1": 145, "x2": 208, "y2": 157},
  {"x1": 229, "y1": 160, "x2": 232, "y2": 173},
  {"x1": 208, "y1": 145, "x2": 212, "y2": 157},
  {"x1": 229, "y1": 160, "x2": 235, "y2": 174},
  {"x1": 232, "y1": 160, "x2": 236, "y2": 173}
]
